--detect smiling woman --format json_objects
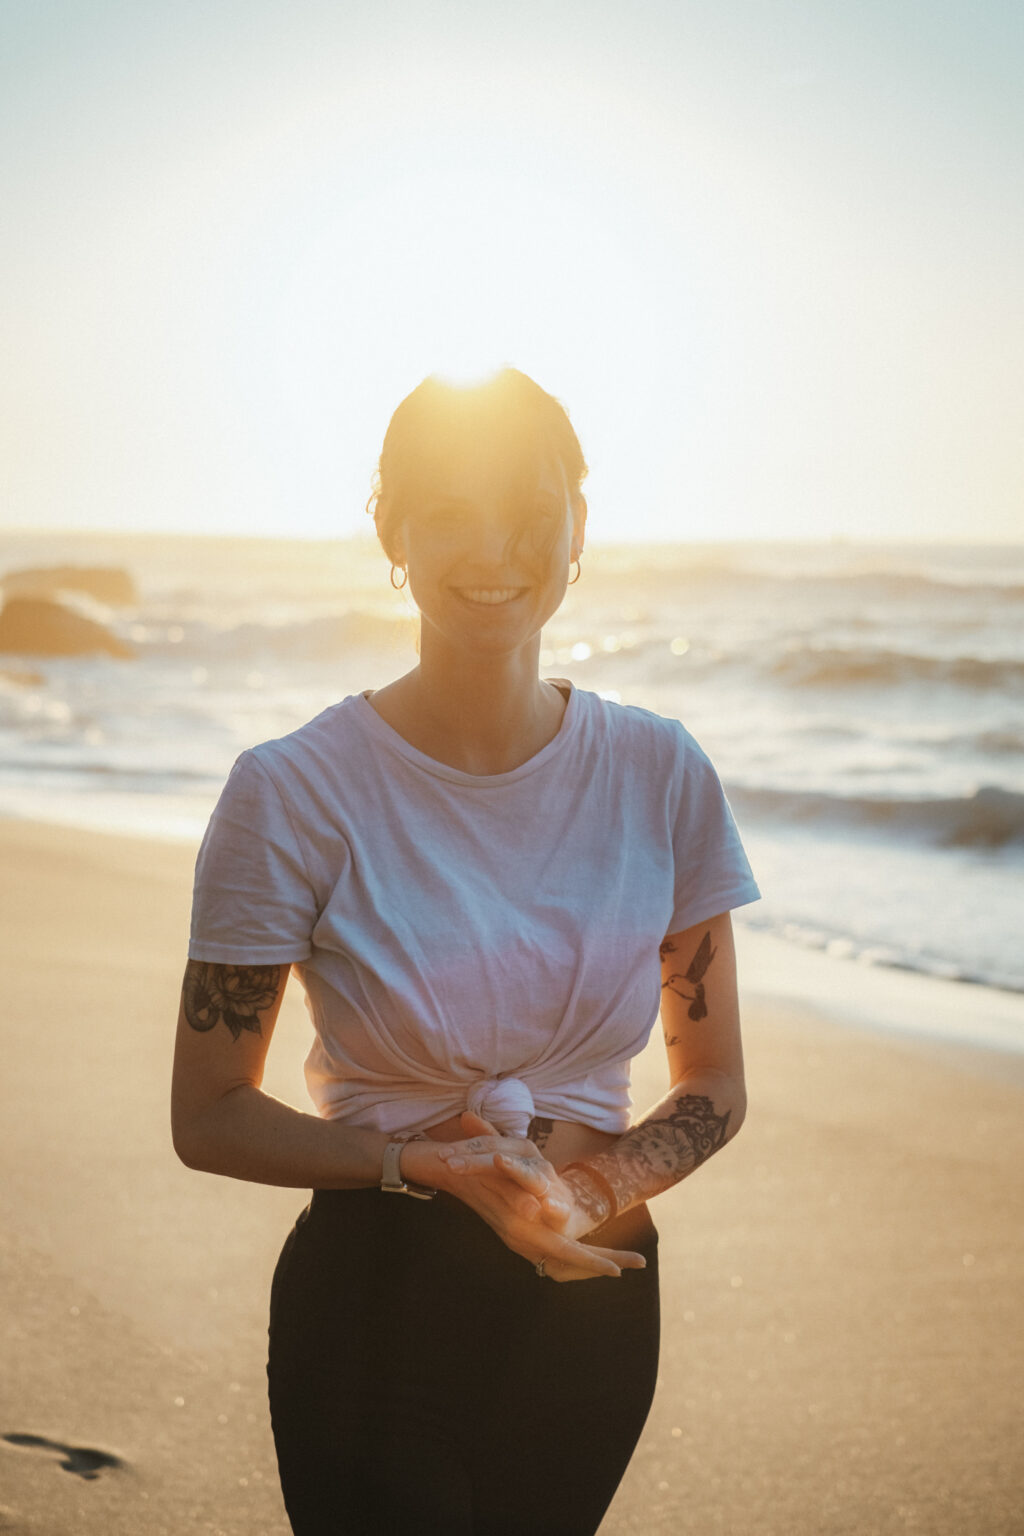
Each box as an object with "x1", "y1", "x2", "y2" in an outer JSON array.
[
  {"x1": 363, "y1": 370, "x2": 590, "y2": 773},
  {"x1": 173, "y1": 366, "x2": 760, "y2": 1534}
]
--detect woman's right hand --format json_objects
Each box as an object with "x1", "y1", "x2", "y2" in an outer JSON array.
[{"x1": 403, "y1": 1113, "x2": 647, "y2": 1283}]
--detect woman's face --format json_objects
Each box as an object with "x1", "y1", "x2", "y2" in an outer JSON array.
[{"x1": 393, "y1": 448, "x2": 586, "y2": 662}]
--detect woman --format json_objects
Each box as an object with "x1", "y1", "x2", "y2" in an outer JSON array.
[{"x1": 172, "y1": 368, "x2": 760, "y2": 1535}]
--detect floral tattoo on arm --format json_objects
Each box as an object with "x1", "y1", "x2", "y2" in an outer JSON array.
[{"x1": 182, "y1": 961, "x2": 284, "y2": 1041}]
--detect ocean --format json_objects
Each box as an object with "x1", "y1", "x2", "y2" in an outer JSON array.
[{"x1": 1, "y1": 531, "x2": 1021, "y2": 1029}]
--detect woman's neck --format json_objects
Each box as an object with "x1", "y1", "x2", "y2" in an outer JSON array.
[{"x1": 367, "y1": 644, "x2": 567, "y2": 776}]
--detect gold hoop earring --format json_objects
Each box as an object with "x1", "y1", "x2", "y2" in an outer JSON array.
[
  {"x1": 568, "y1": 557, "x2": 582, "y2": 586},
  {"x1": 390, "y1": 564, "x2": 408, "y2": 591}
]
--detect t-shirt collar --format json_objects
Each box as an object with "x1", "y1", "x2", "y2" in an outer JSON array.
[{"x1": 353, "y1": 680, "x2": 579, "y2": 787}]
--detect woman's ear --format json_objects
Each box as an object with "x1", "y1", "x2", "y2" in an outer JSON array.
[
  {"x1": 388, "y1": 522, "x2": 407, "y2": 568},
  {"x1": 572, "y1": 494, "x2": 588, "y2": 559}
]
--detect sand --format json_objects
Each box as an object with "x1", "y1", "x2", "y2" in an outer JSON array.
[{"x1": 1, "y1": 818, "x2": 1022, "y2": 1535}]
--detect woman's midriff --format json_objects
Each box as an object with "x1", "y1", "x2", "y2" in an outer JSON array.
[{"x1": 422, "y1": 1114, "x2": 621, "y2": 1171}]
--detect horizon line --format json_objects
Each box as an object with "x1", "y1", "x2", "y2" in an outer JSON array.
[{"x1": 2, "y1": 527, "x2": 1022, "y2": 552}]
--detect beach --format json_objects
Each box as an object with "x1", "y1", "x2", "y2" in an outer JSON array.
[{"x1": 0, "y1": 818, "x2": 1021, "y2": 1534}]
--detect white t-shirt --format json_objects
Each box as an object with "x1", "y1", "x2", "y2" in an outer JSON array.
[{"x1": 188, "y1": 683, "x2": 760, "y2": 1136}]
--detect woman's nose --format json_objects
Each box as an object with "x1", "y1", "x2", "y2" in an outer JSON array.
[{"x1": 468, "y1": 508, "x2": 517, "y2": 564}]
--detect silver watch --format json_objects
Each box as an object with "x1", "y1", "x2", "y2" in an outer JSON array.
[{"x1": 380, "y1": 1133, "x2": 438, "y2": 1200}]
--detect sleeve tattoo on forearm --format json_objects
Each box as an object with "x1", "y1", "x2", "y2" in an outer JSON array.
[
  {"x1": 182, "y1": 961, "x2": 283, "y2": 1041},
  {"x1": 591, "y1": 1094, "x2": 732, "y2": 1211},
  {"x1": 559, "y1": 1167, "x2": 613, "y2": 1228}
]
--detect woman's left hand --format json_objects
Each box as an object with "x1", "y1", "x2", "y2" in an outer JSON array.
[{"x1": 437, "y1": 1111, "x2": 596, "y2": 1242}]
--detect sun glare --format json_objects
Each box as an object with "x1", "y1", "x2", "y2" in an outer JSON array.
[
  {"x1": 4, "y1": 7, "x2": 1021, "y2": 543},
  {"x1": 432, "y1": 362, "x2": 511, "y2": 389}
]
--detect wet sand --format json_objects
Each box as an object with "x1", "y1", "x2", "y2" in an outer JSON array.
[{"x1": 1, "y1": 819, "x2": 1021, "y2": 1534}]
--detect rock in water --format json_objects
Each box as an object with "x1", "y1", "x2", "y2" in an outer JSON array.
[
  {"x1": 0, "y1": 597, "x2": 135, "y2": 658},
  {"x1": 0, "y1": 666, "x2": 46, "y2": 686},
  {"x1": 0, "y1": 565, "x2": 137, "y2": 606}
]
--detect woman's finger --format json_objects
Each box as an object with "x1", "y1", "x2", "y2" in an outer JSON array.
[
  {"x1": 459, "y1": 1109, "x2": 500, "y2": 1137},
  {"x1": 542, "y1": 1263, "x2": 612, "y2": 1284},
  {"x1": 445, "y1": 1182, "x2": 623, "y2": 1277},
  {"x1": 532, "y1": 1230, "x2": 622, "y2": 1277},
  {"x1": 538, "y1": 1193, "x2": 571, "y2": 1229},
  {"x1": 494, "y1": 1151, "x2": 552, "y2": 1189},
  {"x1": 443, "y1": 1169, "x2": 540, "y2": 1222},
  {"x1": 439, "y1": 1149, "x2": 549, "y2": 1185},
  {"x1": 538, "y1": 1228, "x2": 649, "y2": 1276},
  {"x1": 457, "y1": 1196, "x2": 612, "y2": 1274},
  {"x1": 489, "y1": 1184, "x2": 543, "y2": 1220},
  {"x1": 584, "y1": 1243, "x2": 647, "y2": 1271},
  {"x1": 440, "y1": 1153, "x2": 568, "y2": 1228},
  {"x1": 540, "y1": 1260, "x2": 602, "y2": 1283},
  {"x1": 538, "y1": 1244, "x2": 647, "y2": 1283}
]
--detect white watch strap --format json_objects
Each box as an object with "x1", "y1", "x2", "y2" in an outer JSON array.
[
  {"x1": 380, "y1": 1138, "x2": 411, "y2": 1191},
  {"x1": 380, "y1": 1134, "x2": 437, "y2": 1199}
]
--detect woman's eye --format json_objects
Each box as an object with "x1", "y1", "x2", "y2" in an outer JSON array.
[
  {"x1": 423, "y1": 506, "x2": 466, "y2": 530},
  {"x1": 526, "y1": 506, "x2": 559, "y2": 538}
]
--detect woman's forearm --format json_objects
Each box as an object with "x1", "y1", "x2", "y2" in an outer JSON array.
[
  {"x1": 172, "y1": 1083, "x2": 391, "y2": 1190},
  {"x1": 558, "y1": 1068, "x2": 746, "y2": 1227}
]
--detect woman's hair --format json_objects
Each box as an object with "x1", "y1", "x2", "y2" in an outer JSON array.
[{"x1": 366, "y1": 367, "x2": 588, "y2": 563}]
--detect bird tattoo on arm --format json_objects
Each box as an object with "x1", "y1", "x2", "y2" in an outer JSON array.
[{"x1": 661, "y1": 930, "x2": 717, "y2": 1022}]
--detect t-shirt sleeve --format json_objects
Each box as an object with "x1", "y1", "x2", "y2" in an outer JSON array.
[
  {"x1": 188, "y1": 749, "x2": 319, "y2": 964},
  {"x1": 667, "y1": 726, "x2": 761, "y2": 936}
]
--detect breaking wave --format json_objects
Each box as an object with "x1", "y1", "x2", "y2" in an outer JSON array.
[
  {"x1": 727, "y1": 782, "x2": 1024, "y2": 850},
  {"x1": 770, "y1": 646, "x2": 1024, "y2": 692}
]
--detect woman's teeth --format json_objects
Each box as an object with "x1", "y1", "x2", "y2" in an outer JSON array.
[{"x1": 458, "y1": 589, "x2": 522, "y2": 605}]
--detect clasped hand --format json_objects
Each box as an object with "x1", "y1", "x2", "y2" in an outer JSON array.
[{"x1": 403, "y1": 1111, "x2": 645, "y2": 1284}]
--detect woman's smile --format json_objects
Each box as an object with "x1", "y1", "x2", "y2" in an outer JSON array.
[{"x1": 451, "y1": 586, "x2": 528, "y2": 607}]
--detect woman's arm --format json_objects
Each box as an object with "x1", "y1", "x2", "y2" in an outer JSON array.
[
  {"x1": 558, "y1": 910, "x2": 746, "y2": 1227},
  {"x1": 171, "y1": 959, "x2": 393, "y2": 1187},
  {"x1": 442, "y1": 910, "x2": 746, "y2": 1239},
  {"x1": 171, "y1": 959, "x2": 642, "y2": 1278}
]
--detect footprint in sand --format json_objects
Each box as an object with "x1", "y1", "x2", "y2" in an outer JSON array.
[{"x1": 2, "y1": 1433, "x2": 124, "y2": 1480}]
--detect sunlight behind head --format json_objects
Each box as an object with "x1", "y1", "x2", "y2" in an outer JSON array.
[
  {"x1": 431, "y1": 362, "x2": 511, "y2": 390},
  {"x1": 3, "y1": 3, "x2": 1021, "y2": 544},
  {"x1": 366, "y1": 367, "x2": 588, "y2": 574}
]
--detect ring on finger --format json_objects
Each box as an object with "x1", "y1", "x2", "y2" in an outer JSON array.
[{"x1": 534, "y1": 1258, "x2": 549, "y2": 1279}]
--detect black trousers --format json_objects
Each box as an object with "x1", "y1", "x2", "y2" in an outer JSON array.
[{"x1": 267, "y1": 1187, "x2": 660, "y2": 1536}]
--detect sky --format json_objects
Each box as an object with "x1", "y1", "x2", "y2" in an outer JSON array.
[{"x1": 2, "y1": 0, "x2": 1022, "y2": 544}]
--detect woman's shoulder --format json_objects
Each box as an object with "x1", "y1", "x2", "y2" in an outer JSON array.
[
  {"x1": 209, "y1": 697, "x2": 370, "y2": 862},
  {"x1": 573, "y1": 686, "x2": 706, "y2": 764},
  {"x1": 244, "y1": 694, "x2": 368, "y2": 779},
  {"x1": 210, "y1": 697, "x2": 374, "y2": 833}
]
